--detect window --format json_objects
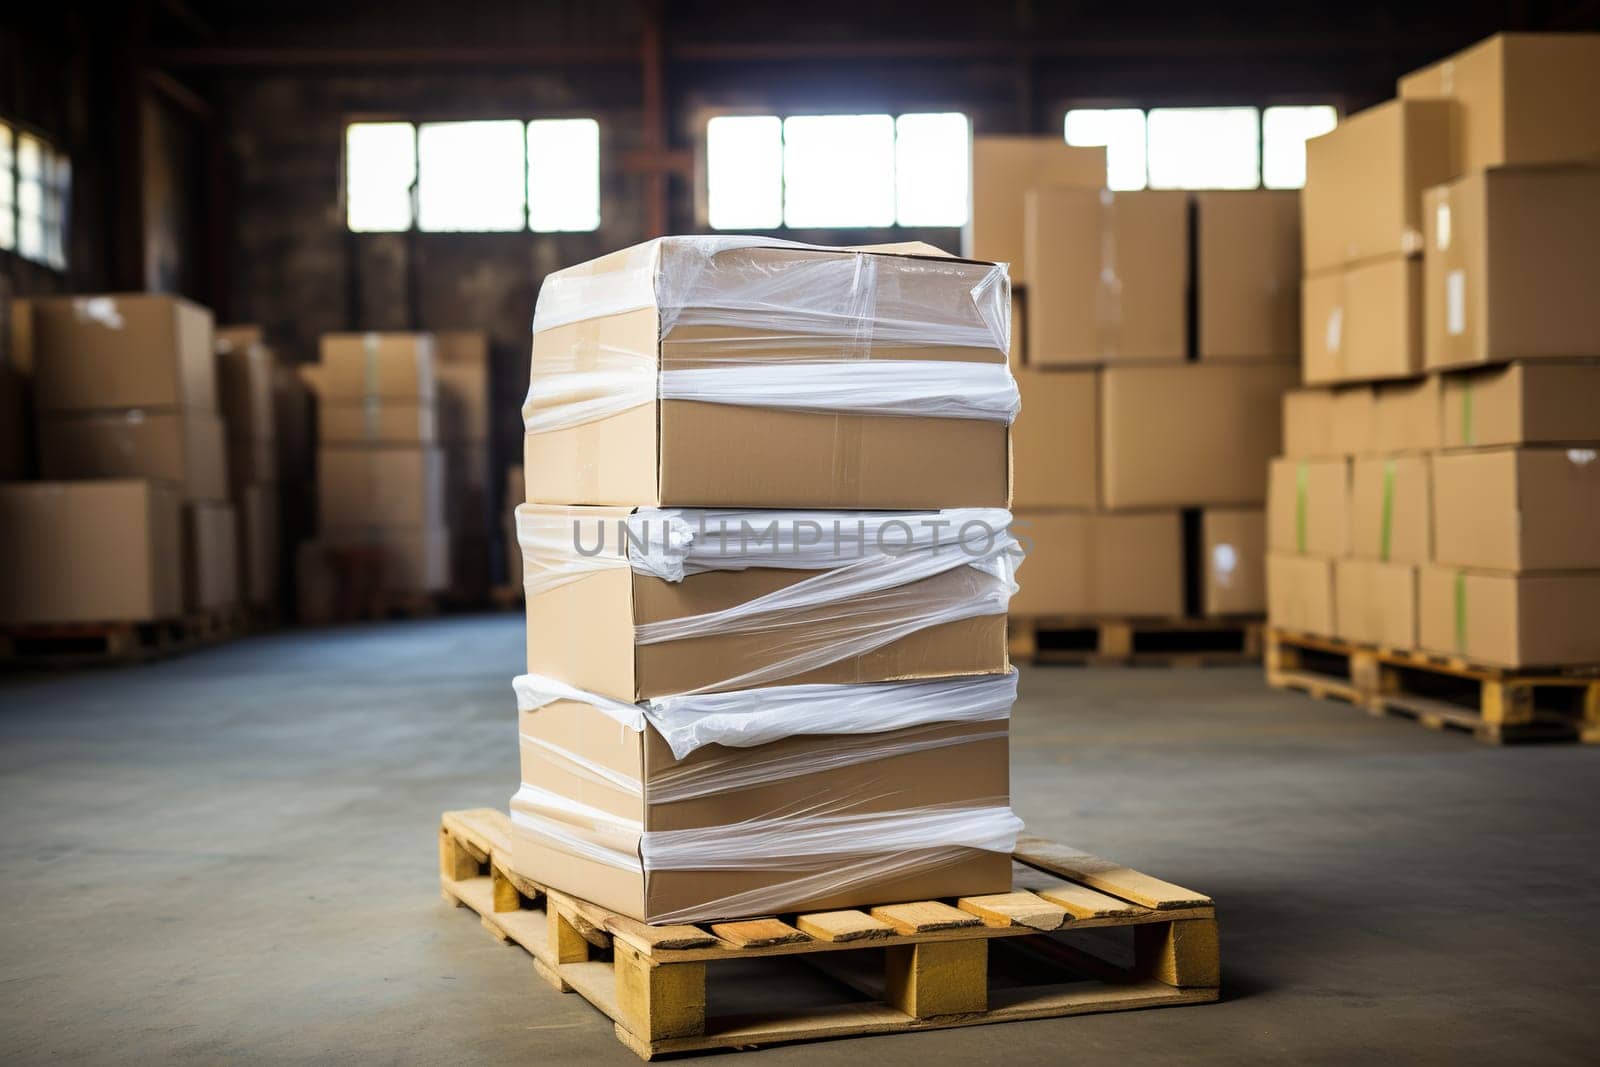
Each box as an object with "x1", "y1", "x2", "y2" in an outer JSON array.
[
  {"x1": 706, "y1": 111, "x2": 970, "y2": 230},
  {"x1": 0, "y1": 120, "x2": 70, "y2": 269},
  {"x1": 345, "y1": 118, "x2": 600, "y2": 233},
  {"x1": 1065, "y1": 105, "x2": 1337, "y2": 191}
]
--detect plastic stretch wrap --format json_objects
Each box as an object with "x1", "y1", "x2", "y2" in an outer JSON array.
[
  {"x1": 525, "y1": 236, "x2": 1016, "y2": 433},
  {"x1": 517, "y1": 506, "x2": 1020, "y2": 692},
  {"x1": 515, "y1": 670, "x2": 1017, "y2": 758}
]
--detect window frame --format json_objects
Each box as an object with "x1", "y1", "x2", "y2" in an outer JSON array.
[
  {"x1": 341, "y1": 112, "x2": 603, "y2": 235},
  {"x1": 0, "y1": 116, "x2": 71, "y2": 272}
]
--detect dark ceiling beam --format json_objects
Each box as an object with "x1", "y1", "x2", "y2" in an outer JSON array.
[{"x1": 145, "y1": 43, "x2": 639, "y2": 68}]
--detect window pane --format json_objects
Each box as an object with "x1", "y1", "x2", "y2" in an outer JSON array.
[
  {"x1": 0, "y1": 124, "x2": 13, "y2": 251},
  {"x1": 527, "y1": 119, "x2": 600, "y2": 232},
  {"x1": 1065, "y1": 108, "x2": 1147, "y2": 191},
  {"x1": 782, "y1": 114, "x2": 895, "y2": 228},
  {"x1": 346, "y1": 122, "x2": 416, "y2": 232},
  {"x1": 707, "y1": 115, "x2": 782, "y2": 230},
  {"x1": 417, "y1": 120, "x2": 526, "y2": 232},
  {"x1": 18, "y1": 133, "x2": 43, "y2": 260},
  {"x1": 1146, "y1": 107, "x2": 1260, "y2": 190},
  {"x1": 894, "y1": 112, "x2": 969, "y2": 226},
  {"x1": 1263, "y1": 105, "x2": 1338, "y2": 189}
]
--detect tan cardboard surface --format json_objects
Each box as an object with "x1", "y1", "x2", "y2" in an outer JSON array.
[
  {"x1": 1348, "y1": 455, "x2": 1431, "y2": 565},
  {"x1": 1432, "y1": 447, "x2": 1600, "y2": 571},
  {"x1": 38, "y1": 410, "x2": 228, "y2": 503},
  {"x1": 1202, "y1": 508, "x2": 1266, "y2": 616},
  {"x1": 1196, "y1": 190, "x2": 1301, "y2": 360},
  {"x1": 1329, "y1": 386, "x2": 1377, "y2": 456},
  {"x1": 317, "y1": 333, "x2": 436, "y2": 399},
  {"x1": 1282, "y1": 389, "x2": 1335, "y2": 459},
  {"x1": 1302, "y1": 255, "x2": 1422, "y2": 385},
  {"x1": 1418, "y1": 565, "x2": 1600, "y2": 667},
  {"x1": 184, "y1": 501, "x2": 239, "y2": 611},
  {"x1": 1267, "y1": 458, "x2": 1348, "y2": 558},
  {"x1": 1011, "y1": 367, "x2": 1097, "y2": 508},
  {"x1": 1267, "y1": 554, "x2": 1336, "y2": 637},
  {"x1": 318, "y1": 401, "x2": 438, "y2": 445},
  {"x1": 1441, "y1": 362, "x2": 1600, "y2": 449},
  {"x1": 1371, "y1": 376, "x2": 1441, "y2": 453},
  {"x1": 1009, "y1": 510, "x2": 1183, "y2": 618},
  {"x1": 317, "y1": 446, "x2": 447, "y2": 530},
  {"x1": 1101, "y1": 362, "x2": 1297, "y2": 509},
  {"x1": 216, "y1": 336, "x2": 275, "y2": 443},
  {"x1": 1423, "y1": 167, "x2": 1600, "y2": 370},
  {"x1": 1026, "y1": 187, "x2": 1188, "y2": 365},
  {"x1": 1334, "y1": 560, "x2": 1418, "y2": 650},
  {"x1": 1399, "y1": 32, "x2": 1600, "y2": 173},
  {"x1": 1302, "y1": 98, "x2": 1456, "y2": 273},
  {"x1": 966, "y1": 136, "x2": 1105, "y2": 285},
  {"x1": 433, "y1": 332, "x2": 490, "y2": 443},
  {"x1": 29, "y1": 294, "x2": 217, "y2": 413},
  {"x1": 322, "y1": 526, "x2": 451, "y2": 593},
  {"x1": 0, "y1": 480, "x2": 183, "y2": 624}
]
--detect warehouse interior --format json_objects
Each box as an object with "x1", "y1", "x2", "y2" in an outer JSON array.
[{"x1": 4, "y1": 3, "x2": 1600, "y2": 1063}]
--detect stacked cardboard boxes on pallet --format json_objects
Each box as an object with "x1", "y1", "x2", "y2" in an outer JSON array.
[
  {"x1": 216, "y1": 326, "x2": 280, "y2": 612},
  {"x1": 1269, "y1": 31, "x2": 1600, "y2": 669},
  {"x1": 308, "y1": 333, "x2": 450, "y2": 604},
  {"x1": 511, "y1": 237, "x2": 1024, "y2": 924},
  {"x1": 1, "y1": 295, "x2": 237, "y2": 625},
  {"x1": 969, "y1": 137, "x2": 1297, "y2": 642},
  {"x1": 435, "y1": 330, "x2": 494, "y2": 600}
]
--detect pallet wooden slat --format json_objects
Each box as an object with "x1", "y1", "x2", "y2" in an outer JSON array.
[
  {"x1": 1010, "y1": 615, "x2": 1264, "y2": 668},
  {"x1": 439, "y1": 809, "x2": 1219, "y2": 1059}
]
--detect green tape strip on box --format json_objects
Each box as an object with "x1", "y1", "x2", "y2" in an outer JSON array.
[
  {"x1": 1379, "y1": 459, "x2": 1396, "y2": 563},
  {"x1": 1453, "y1": 569, "x2": 1468, "y2": 655},
  {"x1": 1295, "y1": 461, "x2": 1309, "y2": 555}
]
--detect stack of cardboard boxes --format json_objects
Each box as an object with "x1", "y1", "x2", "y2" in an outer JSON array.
[
  {"x1": 216, "y1": 326, "x2": 280, "y2": 612},
  {"x1": 0, "y1": 295, "x2": 238, "y2": 625},
  {"x1": 434, "y1": 331, "x2": 494, "y2": 598},
  {"x1": 1269, "y1": 31, "x2": 1600, "y2": 669},
  {"x1": 509, "y1": 237, "x2": 1024, "y2": 923},
  {"x1": 309, "y1": 333, "x2": 450, "y2": 600},
  {"x1": 970, "y1": 137, "x2": 1298, "y2": 625}
]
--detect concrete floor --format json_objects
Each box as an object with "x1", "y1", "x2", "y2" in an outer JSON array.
[{"x1": 1, "y1": 615, "x2": 1597, "y2": 1064}]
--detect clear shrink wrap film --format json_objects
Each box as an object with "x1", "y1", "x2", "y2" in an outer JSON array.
[{"x1": 523, "y1": 236, "x2": 1019, "y2": 434}]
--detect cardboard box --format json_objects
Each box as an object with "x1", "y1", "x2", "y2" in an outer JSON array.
[
  {"x1": 1201, "y1": 508, "x2": 1266, "y2": 616},
  {"x1": 526, "y1": 240, "x2": 1013, "y2": 509},
  {"x1": 1267, "y1": 458, "x2": 1348, "y2": 557},
  {"x1": 272, "y1": 362, "x2": 315, "y2": 483},
  {"x1": 1370, "y1": 376, "x2": 1441, "y2": 453},
  {"x1": 521, "y1": 505, "x2": 1011, "y2": 701},
  {"x1": 1348, "y1": 455, "x2": 1430, "y2": 565},
  {"x1": 506, "y1": 464, "x2": 524, "y2": 587},
  {"x1": 316, "y1": 333, "x2": 435, "y2": 400},
  {"x1": 1026, "y1": 188, "x2": 1188, "y2": 365},
  {"x1": 1196, "y1": 190, "x2": 1301, "y2": 359},
  {"x1": 228, "y1": 438, "x2": 275, "y2": 495},
  {"x1": 323, "y1": 527, "x2": 452, "y2": 593},
  {"x1": 0, "y1": 480, "x2": 183, "y2": 624},
  {"x1": 966, "y1": 136, "x2": 1105, "y2": 285},
  {"x1": 318, "y1": 401, "x2": 437, "y2": 445},
  {"x1": 184, "y1": 501, "x2": 238, "y2": 611},
  {"x1": 1398, "y1": 32, "x2": 1600, "y2": 173},
  {"x1": 240, "y1": 484, "x2": 279, "y2": 606},
  {"x1": 26, "y1": 294, "x2": 217, "y2": 413},
  {"x1": 1423, "y1": 167, "x2": 1600, "y2": 371},
  {"x1": 317, "y1": 446, "x2": 447, "y2": 531},
  {"x1": 216, "y1": 329, "x2": 275, "y2": 442},
  {"x1": 434, "y1": 330, "x2": 490, "y2": 443},
  {"x1": 1419, "y1": 566, "x2": 1600, "y2": 667},
  {"x1": 1329, "y1": 386, "x2": 1377, "y2": 456},
  {"x1": 1009, "y1": 510, "x2": 1183, "y2": 618},
  {"x1": 1432, "y1": 447, "x2": 1600, "y2": 571},
  {"x1": 1441, "y1": 362, "x2": 1600, "y2": 449},
  {"x1": 1334, "y1": 560, "x2": 1418, "y2": 650},
  {"x1": 1302, "y1": 98, "x2": 1457, "y2": 273},
  {"x1": 1101, "y1": 362, "x2": 1298, "y2": 509},
  {"x1": 1011, "y1": 368, "x2": 1098, "y2": 508},
  {"x1": 1267, "y1": 555, "x2": 1336, "y2": 637},
  {"x1": 1282, "y1": 389, "x2": 1335, "y2": 459},
  {"x1": 1302, "y1": 255, "x2": 1422, "y2": 384},
  {"x1": 38, "y1": 410, "x2": 229, "y2": 503},
  {"x1": 446, "y1": 443, "x2": 490, "y2": 532},
  {"x1": 513, "y1": 699, "x2": 1011, "y2": 922}
]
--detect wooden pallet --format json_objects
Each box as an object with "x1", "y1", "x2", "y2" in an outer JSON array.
[
  {"x1": 0, "y1": 609, "x2": 223, "y2": 668},
  {"x1": 1009, "y1": 616, "x2": 1263, "y2": 668},
  {"x1": 1266, "y1": 628, "x2": 1600, "y2": 744},
  {"x1": 439, "y1": 809, "x2": 1218, "y2": 1060}
]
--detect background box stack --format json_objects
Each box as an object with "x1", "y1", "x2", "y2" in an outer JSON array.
[
  {"x1": 309, "y1": 333, "x2": 450, "y2": 609},
  {"x1": 968, "y1": 136, "x2": 1298, "y2": 642},
  {"x1": 5, "y1": 294, "x2": 237, "y2": 623},
  {"x1": 215, "y1": 325, "x2": 279, "y2": 616},
  {"x1": 510, "y1": 237, "x2": 1025, "y2": 924},
  {"x1": 434, "y1": 330, "x2": 494, "y2": 602},
  {"x1": 1269, "y1": 31, "x2": 1600, "y2": 669}
]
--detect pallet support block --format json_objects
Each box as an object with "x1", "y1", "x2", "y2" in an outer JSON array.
[
  {"x1": 1138, "y1": 917, "x2": 1221, "y2": 989},
  {"x1": 615, "y1": 944, "x2": 707, "y2": 1041},
  {"x1": 883, "y1": 939, "x2": 988, "y2": 1018}
]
